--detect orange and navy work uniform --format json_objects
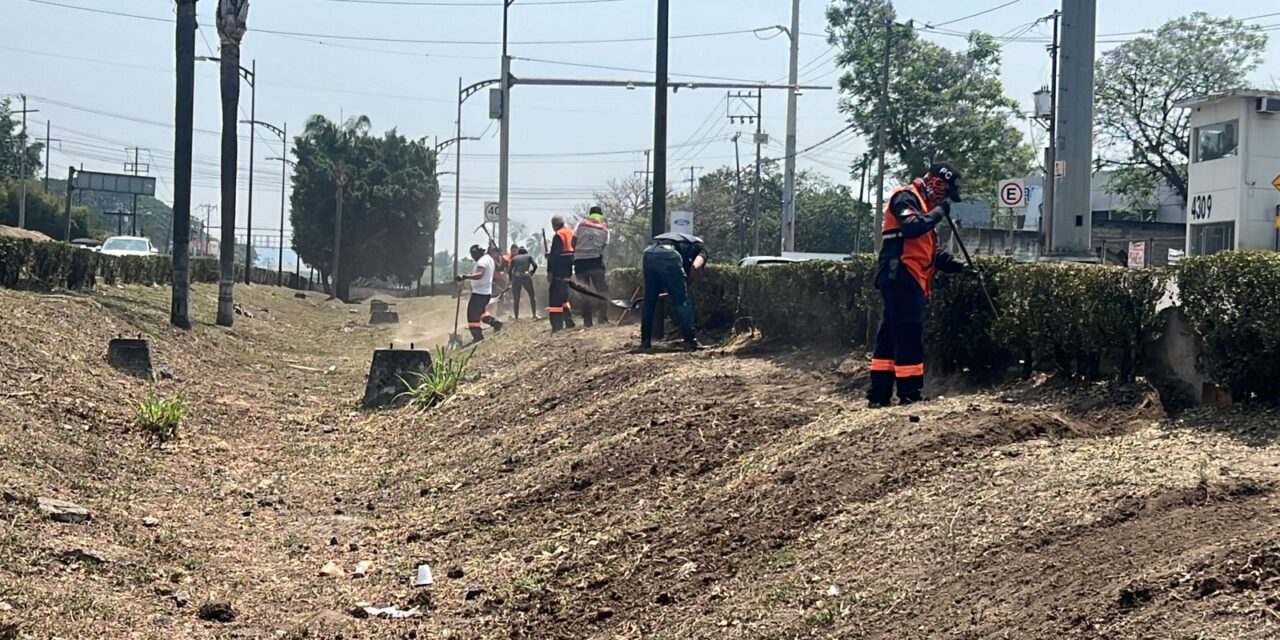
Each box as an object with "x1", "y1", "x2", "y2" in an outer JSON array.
[
  {"x1": 545, "y1": 226, "x2": 577, "y2": 331},
  {"x1": 868, "y1": 183, "x2": 964, "y2": 404}
]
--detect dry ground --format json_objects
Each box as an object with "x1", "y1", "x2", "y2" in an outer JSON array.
[{"x1": 2, "y1": 282, "x2": 1279, "y2": 639}]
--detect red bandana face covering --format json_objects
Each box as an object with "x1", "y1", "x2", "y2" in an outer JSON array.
[{"x1": 915, "y1": 175, "x2": 949, "y2": 207}]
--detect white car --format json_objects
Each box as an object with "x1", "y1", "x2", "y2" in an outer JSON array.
[
  {"x1": 737, "y1": 255, "x2": 802, "y2": 267},
  {"x1": 99, "y1": 236, "x2": 158, "y2": 257}
]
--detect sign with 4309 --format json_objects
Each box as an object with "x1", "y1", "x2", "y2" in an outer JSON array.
[{"x1": 1190, "y1": 194, "x2": 1213, "y2": 220}]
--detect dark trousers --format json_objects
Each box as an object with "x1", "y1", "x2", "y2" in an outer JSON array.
[
  {"x1": 547, "y1": 273, "x2": 576, "y2": 331},
  {"x1": 466, "y1": 292, "x2": 498, "y2": 341},
  {"x1": 574, "y1": 258, "x2": 609, "y2": 326},
  {"x1": 868, "y1": 271, "x2": 927, "y2": 403},
  {"x1": 512, "y1": 276, "x2": 536, "y2": 319},
  {"x1": 640, "y1": 245, "x2": 694, "y2": 345}
]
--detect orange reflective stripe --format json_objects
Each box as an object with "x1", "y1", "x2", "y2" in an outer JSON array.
[
  {"x1": 895, "y1": 363, "x2": 925, "y2": 378},
  {"x1": 546, "y1": 306, "x2": 564, "y2": 313},
  {"x1": 466, "y1": 322, "x2": 483, "y2": 329},
  {"x1": 870, "y1": 358, "x2": 895, "y2": 372}
]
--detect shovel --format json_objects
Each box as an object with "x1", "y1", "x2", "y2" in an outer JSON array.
[
  {"x1": 447, "y1": 280, "x2": 466, "y2": 348},
  {"x1": 567, "y1": 280, "x2": 667, "y2": 311}
]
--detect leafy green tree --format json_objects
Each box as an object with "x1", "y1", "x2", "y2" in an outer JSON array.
[
  {"x1": 0, "y1": 98, "x2": 43, "y2": 181},
  {"x1": 827, "y1": 0, "x2": 1034, "y2": 199},
  {"x1": 1095, "y1": 12, "x2": 1268, "y2": 203},
  {"x1": 291, "y1": 115, "x2": 440, "y2": 301},
  {"x1": 1, "y1": 180, "x2": 93, "y2": 239}
]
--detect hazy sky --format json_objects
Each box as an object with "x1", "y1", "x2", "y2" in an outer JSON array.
[{"x1": 3, "y1": 0, "x2": 1278, "y2": 264}]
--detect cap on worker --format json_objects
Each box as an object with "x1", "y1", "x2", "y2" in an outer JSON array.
[
  {"x1": 588, "y1": 205, "x2": 605, "y2": 222},
  {"x1": 469, "y1": 244, "x2": 485, "y2": 260},
  {"x1": 928, "y1": 162, "x2": 963, "y2": 202}
]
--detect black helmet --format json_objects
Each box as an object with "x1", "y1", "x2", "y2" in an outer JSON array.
[
  {"x1": 928, "y1": 162, "x2": 963, "y2": 202},
  {"x1": 469, "y1": 244, "x2": 485, "y2": 261}
]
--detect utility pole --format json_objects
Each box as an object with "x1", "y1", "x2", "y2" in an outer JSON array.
[
  {"x1": 651, "y1": 0, "x2": 670, "y2": 239},
  {"x1": 634, "y1": 149, "x2": 653, "y2": 217},
  {"x1": 684, "y1": 166, "x2": 702, "y2": 202},
  {"x1": 1053, "y1": 0, "x2": 1096, "y2": 256},
  {"x1": 728, "y1": 91, "x2": 765, "y2": 255},
  {"x1": 498, "y1": 0, "x2": 515, "y2": 251},
  {"x1": 781, "y1": 0, "x2": 801, "y2": 253},
  {"x1": 125, "y1": 147, "x2": 148, "y2": 236},
  {"x1": 732, "y1": 132, "x2": 744, "y2": 255},
  {"x1": 15, "y1": 95, "x2": 38, "y2": 229},
  {"x1": 245, "y1": 58, "x2": 257, "y2": 283},
  {"x1": 196, "y1": 204, "x2": 217, "y2": 255},
  {"x1": 331, "y1": 167, "x2": 347, "y2": 301},
  {"x1": 43, "y1": 122, "x2": 60, "y2": 191},
  {"x1": 455, "y1": 79, "x2": 464, "y2": 281},
  {"x1": 1042, "y1": 9, "x2": 1061, "y2": 254},
  {"x1": 170, "y1": 0, "x2": 196, "y2": 330}
]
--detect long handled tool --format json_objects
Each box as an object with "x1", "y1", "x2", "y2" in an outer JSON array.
[
  {"x1": 942, "y1": 214, "x2": 999, "y2": 319},
  {"x1": 447, "y1": 279, "x2": 466, "y2": 348},
  {"x1": 568, "y1": 280, "x2": 668, "y2": 311}
]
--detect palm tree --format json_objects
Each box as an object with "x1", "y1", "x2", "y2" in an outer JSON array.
[
  {"x1": 215, "y1": 0, "x2": 249, "y2": 327},
  {"x1": 170, "y1": 0, "x2": 198, "y2": 330}
]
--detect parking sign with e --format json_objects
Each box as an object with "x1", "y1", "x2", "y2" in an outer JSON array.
[{"x1": 998, "y1": 179, "x2": 1025, "y2": 208}]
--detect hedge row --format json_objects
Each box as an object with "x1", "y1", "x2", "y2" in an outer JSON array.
[
  {"x1": 607, "y1": 255, "x2": 1172, "y2": 385},
  {"x1": 0, "y1": 236, "x2": 305, "y2": 291}
]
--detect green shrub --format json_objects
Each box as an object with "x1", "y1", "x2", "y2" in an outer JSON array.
[
  {"x1": 1178, "y1": 252, "x2": 1280, "y2": 401},
  {"x1": 927, "y1": 256, "x2": 1013, "y2": 377},
  {"x1": 738, "y1": 258, "x2": 875, "y2": 344},
  {"x1": 133, "y1": 390, "x2": 187, "y2": 443},
  {"x1": 0, "y1": 237, "x2": 31, "y2": 287},
  {"x1": 398, "y1": 347, "x2": 475, "y2": 409}
]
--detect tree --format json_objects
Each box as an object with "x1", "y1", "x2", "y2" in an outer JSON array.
[
  {"x1": 1, "y1": 180, "x2": 93, "y2": 239},
  {"x1": 291, "y1": 115, "x2": 440, "y2": 302},
  {"x1": 170, "y1": 0, "x2": 198, "y2": 329},
  {"x1": 827, "y1": 0, "x2": 1034, "y2": 199},
  {"x1": 215, "y1": 0, "x2": 249, "y2": 326},
  {"x1": 0, "y1": 99, "x2": 43, "y2": 182},
  {"x1": 1095, "y1": 12, "x2": 1268, "y2": 203}
]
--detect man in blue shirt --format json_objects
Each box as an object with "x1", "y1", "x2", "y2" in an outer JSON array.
[{"x1": 639, "y1": 232, "x2": 708, "y2": 351}]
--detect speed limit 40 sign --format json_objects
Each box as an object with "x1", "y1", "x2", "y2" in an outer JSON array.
[
  {"x1": 483, "y1": 201, "x2": 501, "y2": 223},
  {"x1": 997, "y1": 179, "x2": 1025, "y2": 208}
]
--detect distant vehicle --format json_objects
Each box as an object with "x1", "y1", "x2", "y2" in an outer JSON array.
[
  {"x1": 737, "y1": 256, "x2": 802, "y2": 267},
  {"x1": 70, "y1": 238, "x2": 102, "y2": 251},
  {"x1": 99, "y1": 236, "x2": 158, "y2": 257}
]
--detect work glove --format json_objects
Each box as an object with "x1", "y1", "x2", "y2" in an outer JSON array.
[
  {"x1": 962, "y1": 265, "x2": 981, "y2": 277},
  {"x1": 454, "y1": 275, "x2": 465, "y2": 282}
]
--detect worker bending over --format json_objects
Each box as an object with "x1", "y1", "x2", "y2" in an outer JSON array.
[
  {"x1": 573, "y1": 206, "x2": 611, "y2": 327},
  {"x1": 868, "y1": 162, "x2": 973, "y2": 407},
  {"x1": 508, "y1": 246, "x2": 539, "y2": 321},
  {"x1": 639, "y1": 232, "x2": 707, "y2": 352},
  {"x1": 545, "y1": 215, "x2": 577, "y2": 333},
  {"x1": 455, "y1": 244, "x2": 504, "y2": 343}
]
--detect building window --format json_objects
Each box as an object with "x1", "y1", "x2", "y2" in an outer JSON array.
[
  {"x1": 1190, "y1": 222, "x2": 1234, "y2": 256},
  {"x1": 1194, "y1": 120, "x2": 1239, "y2": 163}
]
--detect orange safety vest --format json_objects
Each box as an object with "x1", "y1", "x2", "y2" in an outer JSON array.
[
  {"x1": 882, "y1": 183, "x2": 938, "y2": 295},
  {"x1": 555, "y1": 227, "x2": 575, "y2": 256}
]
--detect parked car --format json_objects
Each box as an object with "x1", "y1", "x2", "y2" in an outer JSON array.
[
  {"x1": 99, "y1": 236, "x2": 158, "y2": 257},
  {"x1": 737, "y1": 255, "x2": 802, "y2": 267},
  {"x1": 70, "y1": 238, "x2": 102, "y2": 251}
]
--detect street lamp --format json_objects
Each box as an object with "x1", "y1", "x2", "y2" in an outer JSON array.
[
  {"x1": 247, "y1": 119, "x2": 286, "y2": 285},
  {"x1": 266, "y1": 151, "x2": 296, "y2": 287},
  {"x1": 197, "y1": 56, "x2": 260, "y2": 281}
]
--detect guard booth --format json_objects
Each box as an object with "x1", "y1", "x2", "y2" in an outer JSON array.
[{"x1": 1178, "y1": 90, "x2": 1280, "y2": 255}]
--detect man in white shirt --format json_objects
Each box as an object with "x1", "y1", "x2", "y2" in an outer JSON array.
[{"x1": 455, "y1": 244, "x2": 504, "y2": 343}]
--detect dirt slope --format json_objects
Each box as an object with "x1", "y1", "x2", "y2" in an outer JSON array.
[{"x1": 2, "y1": 283, "x2": 1279, "y2": 639}]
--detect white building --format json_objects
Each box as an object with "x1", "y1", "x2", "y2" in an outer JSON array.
[{"x1": 1177, "y1": 90, "x2": 1280, "y2": 255}]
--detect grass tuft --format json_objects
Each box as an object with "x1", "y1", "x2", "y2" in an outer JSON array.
[
  {"x1": 398, "y1": 347, "x2": 475, "y2": 409},
  {"x1": 133, "y1": 390, "x2": 186, "y2": 443}
]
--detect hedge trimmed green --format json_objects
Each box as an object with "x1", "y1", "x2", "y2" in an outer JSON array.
[
  {"x1": 0, "y1": 236, "x2": 303, "y2": 291},
  {"x1": 1178, "y1": 252, "x2": 1280, "y2": 401}
]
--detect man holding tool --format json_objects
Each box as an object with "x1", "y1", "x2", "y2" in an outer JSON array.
[
  {"x1": 508, "y1": 246, "x2": 539, "y2": 321},
  {"x1": 573, "y1": 206, "x2": 611, "y2": 327},
  {"x1": 455, "y1": 244, "x2": 504, "y2": 344},
  {"x1": 545, "y1": 216, "x2": 577, "y2": 333},
  {"x1": 867, "y1": 162, "x2": 976, "y2": 408},
  {"x1": 639, "y1": 231, "x2": 708, "y2": 352}
]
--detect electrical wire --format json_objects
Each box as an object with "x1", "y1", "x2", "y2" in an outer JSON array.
[
  {"x1": 926, "y1": 0, "x2": 1026, "y2": 29},
  {"x1": 512, "y1": 56, "x2": 764, "y2": 84},
  {"x1": 312, "y1": 0, "x2": 628, "y2": 5}
]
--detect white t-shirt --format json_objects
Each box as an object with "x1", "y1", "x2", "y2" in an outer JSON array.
[{"x1": 472, "y1": 254, "x2": 496, "y2": 295}]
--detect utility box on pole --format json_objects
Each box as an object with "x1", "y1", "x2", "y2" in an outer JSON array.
[
  {"x1": 1177, "y1": 90, "x2": 1280, "y2": 255},
  {"x1": 1050, "y1": 0, "x2": 1096, "y2": 257}
]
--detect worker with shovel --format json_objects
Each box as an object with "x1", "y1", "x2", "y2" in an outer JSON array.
[
  {"x1": 867, "y1": 162, "x2": 975, "y2": 408},
  {"x1": 545, "y1": 215, "x2": 577, "y2": 333},
  {"x1": 639, "y1": 232, "x2": 708, "y2": 352},
  {"x1": 455, "y1": 244, "x2": 504, "y2": 344}
]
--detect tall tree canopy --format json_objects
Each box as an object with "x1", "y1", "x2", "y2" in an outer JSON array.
[
  {"x1": 827, "y1": 0, "x2": 1034, "y2": 200},
  {"x1": 1094, "y1": 12, "x2": 1268, "y2": 203},
  {"x1": 291, "y1": 115, "x2": 440, "y2": 300},
  {"x1": 0, "y1": 99, "x2": 43, "y2": 181}
]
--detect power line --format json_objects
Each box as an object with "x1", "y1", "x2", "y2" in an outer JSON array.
[
  {"x1": 23, "y1": 1, "x2": 774, "y2": 47},
  {"x1": 512, "y1": 57, "x2": 764, "y2": 84},
  {"x1": 311, "y1": 0, "x2": 628, "y2": 5},
  {"x1": 926, "y1": 0, "x2": 1026, "y2": 29}
]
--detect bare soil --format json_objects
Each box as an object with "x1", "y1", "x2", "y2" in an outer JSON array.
[{"x1": 2, "y1": 283, "x2": 1279, "y2": 639}]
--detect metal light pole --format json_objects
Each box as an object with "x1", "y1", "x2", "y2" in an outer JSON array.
[
  {"x1": 781, "y1": 0, "x2": 802, "y2": 253},
  {"x1": 436, "y1": 129, "x2": 480, "y2": 282},
  {"x1": 652, "y1": 0, "x2": 670, "y2": 238},
  {"x1": 498, "y1": 0, "x2": 515, "y2": 251},
  {"x1": 267, "y1": 147, "x2": 296, "y2": 287},
  {"x1": 244, "y1": 119, "x2": 285, "y2": 285}
]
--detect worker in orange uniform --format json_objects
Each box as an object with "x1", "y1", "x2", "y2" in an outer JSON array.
[
  {"x1": 544, "y1": 215, "x2": 577, "y2": 333},
  {"x1": 867, "y1": 162, "x2": 974, "y2": 407}
]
